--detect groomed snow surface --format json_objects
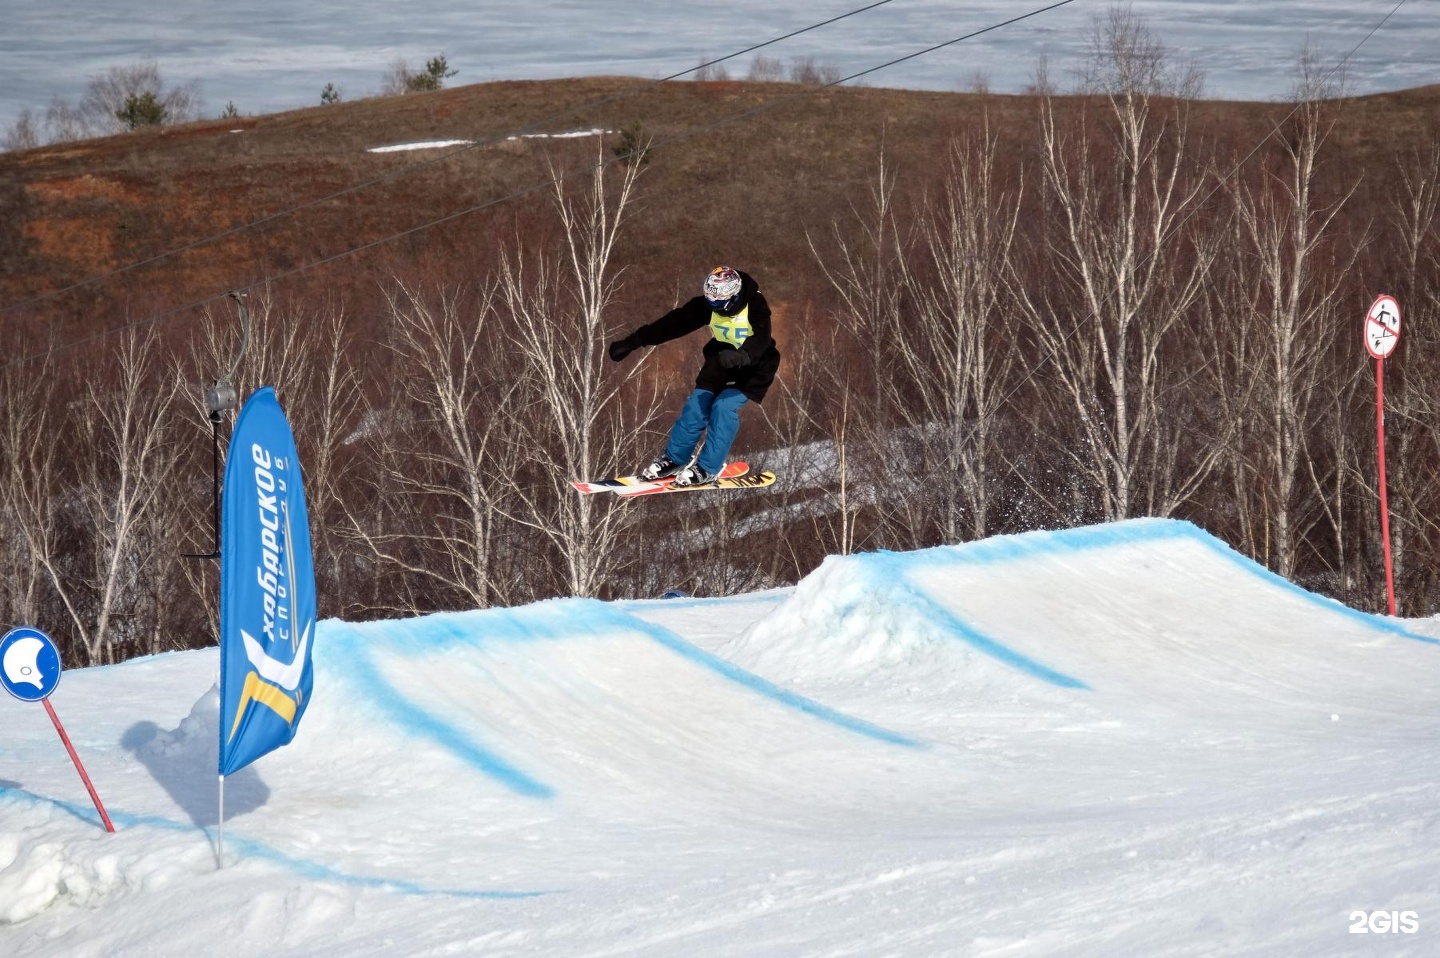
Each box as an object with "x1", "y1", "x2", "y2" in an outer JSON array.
[{"x1": 2, "y1": 519, "x2": 1438, "y2": 956}]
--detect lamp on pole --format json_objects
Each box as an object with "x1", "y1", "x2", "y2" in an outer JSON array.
[{"x1": 184, "y1": 291, "x2": 251, "y2": 561}]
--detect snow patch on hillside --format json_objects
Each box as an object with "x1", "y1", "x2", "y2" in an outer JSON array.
[{"x1": 367, "y1": 129, "x2": 612, "y2": 153}]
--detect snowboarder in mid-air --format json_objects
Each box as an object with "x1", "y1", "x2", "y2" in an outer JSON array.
[{"x1": 607, "y1": 266, "x2": 781, "y2": 486}]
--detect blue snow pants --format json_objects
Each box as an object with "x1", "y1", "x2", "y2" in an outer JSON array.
[{"x1": 664, "y1": 387, "x2": 748, "y2": 474}]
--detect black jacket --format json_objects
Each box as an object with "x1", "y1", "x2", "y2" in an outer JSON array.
[{"x1": 622, "y1": 271, "x2": 781, "y2": 403}]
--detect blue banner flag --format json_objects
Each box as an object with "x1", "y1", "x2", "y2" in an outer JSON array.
[{"x1": 219, "y1": 387, "x2": 317, "y2": 776}]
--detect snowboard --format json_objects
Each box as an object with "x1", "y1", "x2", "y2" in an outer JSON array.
[
  {"x1": 572, "y1": 461, "x2": 749, "y2": 496},
  {"x1": 614, "y1": 469, "x2": 776, "y2": 498}
]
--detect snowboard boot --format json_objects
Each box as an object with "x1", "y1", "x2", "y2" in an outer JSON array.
[
  {"x1": 673, "y1": 464, "x2": 716, "y2": 487},
  {"x1": 640, "y1": 454, "x2": 681, "y2": 481}
]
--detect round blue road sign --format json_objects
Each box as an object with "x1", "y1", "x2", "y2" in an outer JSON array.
[{"x1": 1, "y1": 627, "x2": 63, "y2": 702}]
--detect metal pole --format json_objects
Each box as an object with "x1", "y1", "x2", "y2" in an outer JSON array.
[
  {"x1": 210, "y1": 410, "x2": 222, "y2": 555},
  {"x1": 217, "y1": 775, "x2": 226, "y2": 869},
  {"x1": 1376, "y1": 357, "x2": 1397, "y2": 616},
  {"x1": 185, "y1": 290, "x2": 248, "y2": 562},
  {"x1": 184, "y1": 413, "x2": 224, "y2": 561}
]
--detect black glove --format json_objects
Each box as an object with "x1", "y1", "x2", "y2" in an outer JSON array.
[
  {"x1": 608, "y1": 338, "x2": 638, "y2": 363},
  {"x1": 716, "y1": 346, "x2": 749, "y2": 370}
]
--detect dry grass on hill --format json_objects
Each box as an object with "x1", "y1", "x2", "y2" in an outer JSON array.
[
  {"x1": 4, "y1": 77, "x2": 1436, "y2": 350},
  {"x1": 6, "y1": 74, "x2": 1440, "y2": 661}
]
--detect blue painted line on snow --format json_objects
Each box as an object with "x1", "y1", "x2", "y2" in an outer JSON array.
[
  {"x1": 903, "y1": 581, "x2": 1089, "y2": 690},
  {"x1": 594, "y1": 603, "x2": 923, "y2": 749},
  {"x1": 334, "y1": 600, "x2": 581, "y2": 650},
  {"x1": 906, "y1": 519, "x2": 1438, "y2": 646},
  {"x1": 1177, "y1": 523, "x2": 1440, "y2": 646},
  {"x1": 902, "y1": 517, "x2": 1195, "y2": 568},
  {"x1": 327, "y1": 623, "x2": 555, "y2": 799},
  {"x1": 337, "y1": 598, "x2": 922, "y2": 747},
  {"x1": 331, "y1": 604, "x2": 924, "y2": 770},
  {"x1": 829, "y1": 550, "x2": 1090, "y2": 689},
  {"x1": 617, "y1": 592, "x2": 791, "y2": 613},
  {"x1": 0, "y1": 786, "x2": 549, "y2": 899}
]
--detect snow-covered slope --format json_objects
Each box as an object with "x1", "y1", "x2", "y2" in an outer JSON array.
[
  {"x1": 5, "y1": 0, "x2": 1437, "y2": 133},
  {"x1": 2, "y1": 519, "x2": 1437, "y2": 956}
]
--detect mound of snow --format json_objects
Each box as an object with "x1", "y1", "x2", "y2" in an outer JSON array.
[
  {"x1": 721, "y1": 553, "x2": 947, "y2": 680},
  {"x1": 718, "y1": 548, "x2": 1085, "y2": 704},
  {"x1": 0, "y1": 687, "x2": 225, "y2": 925},
  {"x1": 125, "y1": 683, "x2": 220, "y2": 759}
]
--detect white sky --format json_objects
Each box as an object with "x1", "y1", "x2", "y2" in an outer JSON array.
[
  {"x1": 2, "y1": 518, "x2": 1438, "y2": 955},
  {"x1": 0, "y1": 1, "x2": 1435, "y2": 134}
]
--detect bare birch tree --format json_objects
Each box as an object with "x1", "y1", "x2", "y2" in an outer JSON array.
[
  {"x1": 814, "y1": 130, "x2": 1022, "y2": 546},
  {"x1": 0, "y1": 355, "x2": 58, "y2": 628},
  {"x1": 242, "y1": 302, "x2": 366, "y2": 610},
  {"x1": 1228, "y1": 50, "x2": 1358, "y2": 578},
  {"x1": 497, "y1": 154, "x2": 654, "y2": 598},
  {"x1": 764, "y1": 320, "x2": 869, "y2": 562},
  {"x1": 1303, "y1": 366, "x2": 1368, "y2": 603},
  {"x1": 34, "y1": 332, "x2": 182, "y2": 664},
  {"x1": 344, "y1": 281, "x2": 522, "y2": 611},
  {"x1": 810, "y1": 153, "x2": 908, "y2": 544},
  {"x1": 1200, "y1": 211, "x2": 1267, "y2": 558},
  {"x1": 178, "y1": 293, "x2": 365, "y2": 622},
  {"x1": 1016, "y1": 6, "x2": 1219, "y2": 521},
  {"x1": 901, "y1": 125, "x2": 1021, "y2": 541}
]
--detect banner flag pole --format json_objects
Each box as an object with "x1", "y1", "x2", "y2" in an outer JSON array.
[
  {"x1": 216, "y1": 386, "x2": 318, "y2": 866},
  {"x1": 218, "y1": 775, "x2": 226, "y2": 868}
]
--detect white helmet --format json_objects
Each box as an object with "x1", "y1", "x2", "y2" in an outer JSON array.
[{"x1": 702, "y1": 266, "x2": 743, "y2": 313}]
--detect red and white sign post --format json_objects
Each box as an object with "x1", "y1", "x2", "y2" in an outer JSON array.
[{"x1": 1364, "y1": 294, "x2": 1401, "y2": 616}]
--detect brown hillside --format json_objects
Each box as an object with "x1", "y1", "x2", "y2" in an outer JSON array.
[
  {"x1": 5, "y1": 77, "x2": 1438, "y2": 354},
  {"x1": 9, "y1": 74, "x2": 1440, "y2": 664}
]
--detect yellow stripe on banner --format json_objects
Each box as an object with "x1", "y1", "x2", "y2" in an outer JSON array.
[{"x1": 227, "y1": 670, "x2": 299, "y2": 743}]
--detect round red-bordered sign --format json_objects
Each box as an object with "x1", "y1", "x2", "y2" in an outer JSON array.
[{"x1": 1364, "y1": 294, "x2": 1401, "y2": 360}]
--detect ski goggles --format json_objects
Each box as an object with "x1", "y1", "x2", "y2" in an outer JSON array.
[{"x1": 707, "y1": 296, "x2": 739, "y2": 313}]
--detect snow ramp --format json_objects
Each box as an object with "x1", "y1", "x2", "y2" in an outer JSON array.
[
  {"x1": 316, "y1": 596, "x2": 921, "y2": 807},
  {"x1": 292, "y1": 517, "x2": 1437, "y2": 823},
  {"x1": 3, "y1": 518, "x2": 1439, "y2": 957},
  {"x1": 720, "y1": 518, "x2": 1436, "y2": 725}
]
